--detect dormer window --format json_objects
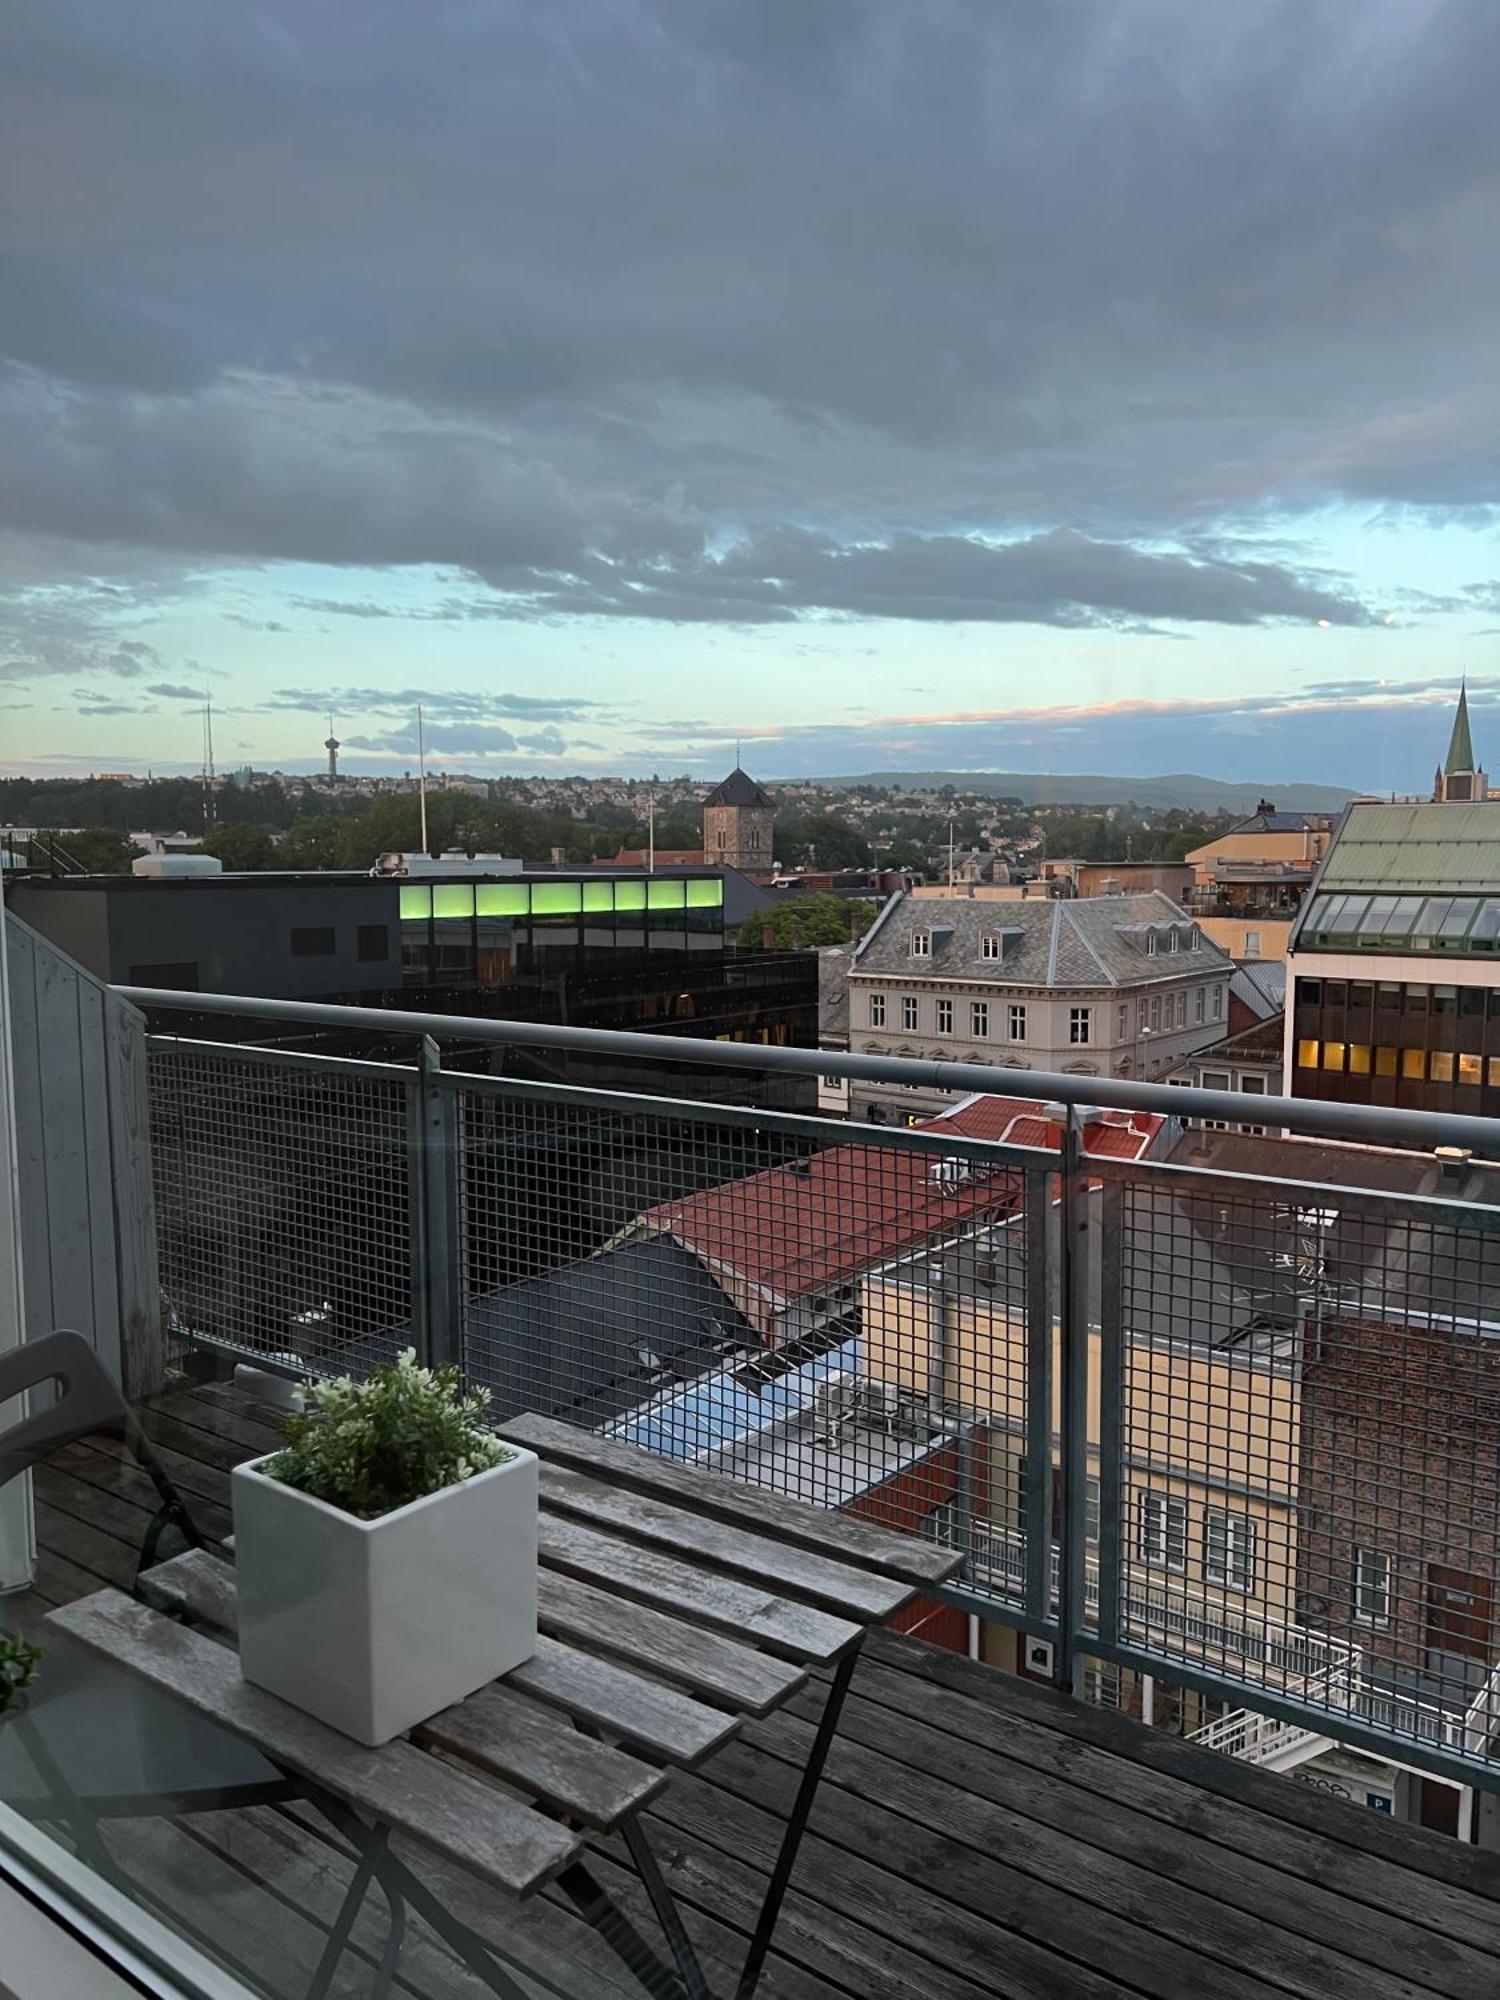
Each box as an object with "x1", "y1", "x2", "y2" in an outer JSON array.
[
  {"x1": 1146, "y1": 932, "x2": 1158, "y2": 956},
  {"x1": 1168, "y1": 929, "x2": 1180, "y2": 953},
  {"x1": 981, "y1": 934, "x2": 1003, "y2": 960},
  {"x1": 911, "y1": 931, "x2": 932, "y2": 958}
]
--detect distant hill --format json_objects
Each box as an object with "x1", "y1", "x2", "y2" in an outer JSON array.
[{"x1": 795, "y1": 771, "x2": 1358, "y2": 813}]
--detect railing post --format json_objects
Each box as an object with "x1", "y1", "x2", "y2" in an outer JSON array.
[
  {"x1": 410, "y1": 1036, "x2": 462, "y2": 1370},
  {"x1": 1054, "y1": 1103, "x2": 1094, "y2": 1696}
]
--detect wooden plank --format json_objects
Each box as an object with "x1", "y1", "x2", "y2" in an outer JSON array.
[
  {"x1": 141, "y1": 1546, "x2": 239, "y2": 1630},
  {"x1": 538, "y1": 1509, "x2": 861, "y2": 1662},
  {"x1": 33, "y1": 1495, "x2": 139, "y2": 1592},
  {"x1": 104, "y1": 990, "x2": 164, "y2": 1398},
  {"x1": 539, "y1": 1566, "x2": 807, "y2": 1715},
  {"x1": 49, "y1": 1441, "x2": 233, "y2": 1543},
  {"x1": 500, "y1": 1412, "x2": 961, "y2": 1588},
  {"x1": 846, "y1": 1648, "x2": 1500, "y2": 1965},
  {"x1": 538, "y1": 1462, "x2": 913, "y2": 1621},
  {"x1": 416, "y1": 1681, "x2": 667, "y2": 1830},
  {"x1": 757, "y1": 1694, "x2": 1497, "y2": 2000},
  {"x1": 866, "y1": 1627, "x2": 1500, "y2": 1908},
  {"x1": 510, "y1": 1634, "x2": 740, "y2": 1765},
  {"x1": 682, "y1": 1746, "x2": 1296, "y2": 2000},
  {"x1": 144, "y1": 1548, "x2": 742, "y2": 1768},
  {"x1": 651, "y1": 1755, "x2": 1234, "y2": 2000},
  {"x1": 47, "y1": 1589, "x2": 579, "y2": 1896}
]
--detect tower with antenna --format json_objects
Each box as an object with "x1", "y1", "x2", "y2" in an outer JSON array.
[
  {"x1": 201, "y1": 691, "x2": 216, "y2": 827},
  {"x1": 324, "y1": 715, "x2": 341, "y2": 783}
]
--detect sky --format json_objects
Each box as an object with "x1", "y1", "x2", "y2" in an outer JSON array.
[{"x1": 2, "y1": 1, "x2": 1498, "y2": 789}]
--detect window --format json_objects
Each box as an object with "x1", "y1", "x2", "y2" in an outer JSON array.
[
  {"x1": 1401, "y1": 1047, "x2": 1425, "y2": 1080},
  {"x1": 822, "y1": 1074, "x2": 844, "y2": 1090},
  {"x1": 911, "y1": 931, "x2": 931, "y2": 958},
  {"x1": 1168, "y1": 929, "x2": 1180, "y2": 953},
  {"x1": 1430, "y1": 1050, "x2": 1455, "y2": 1083},
  {"x1": 357, "y1": 923, "x2": 389, "y2": 962},
  {"x1": 1118, "y1": 1004, "x2": 1128, "y2": 1039},
  {"x1": 1138, "y1": 1493, "x2": 1187, "y2": 1570},
  {"x1": 936, "y1": 998, "x2": 953, "y2": 1034},
  {"x1": 1375, "y1": 1046, "x2": 1398, "y2": 1077},
  {"x1": 1008, "y1": 1004, "x2": 1027, "y2": 1041},
  {"x1": 290, "y1": 926, "x2": 335, "y2": 957},
  {"x1": 1354, "y1": 1548, "x2": 1392, "y2": 1625},
  {"x1": 1212, "y1": 985, "x2": 1223, "y2": 1019},
  {"x1": 1297, "y1": 1038, "x2": 1320, "y2": 1068},
  {"x1": 1204, "y1": 1511, "x2": 1256, "y2": 1592},
  {"x1": 1069, "y1": 1007, "x2": 1091, "y2": 1045},
  {"x1": 1176, "y1": 990, "x2": 1187, "y2": 1028},
  {"x1": 869, "y1": 993, "x2": 886, "y2": 1028},
  {"x1": 1150, "y1": 994, "x2": 1162, "y2": 1031},
  {"x1": 1195, "y1": 987, "x2": 1205, "y2": 1024},
  {"x1": 1138, "y1": 998, "x2": 1149, "y2": 1032},
  {"x1": 1147, "y1": 932, "x2": 1158, "y2": 957},
  {"x1": 1460, "y1": 1052, "x2": 1483, "y2": 1087},
  {"x1": 902, "y1": 996, "x2": 919, "y2": 1032},
  {"x1": 981, "y1": 934, "x2": 1003, "y2": 960},
  {"x1": 971, "y1": 1001, "x2": 989, "y2": 1038},
  {"x1": 1085, "y1": 1475, "x2": 1100, "y2": 1545},
  {"x1": 1322, "y1": 1041, "x2": 1345, "y2": 1073},
  {"x1": 1347, "y1": 1044, "x2": 1371, "y2": 1075},
  {"x1": 1244, "y1": 930, "x2": 1261, "y2": 956}
]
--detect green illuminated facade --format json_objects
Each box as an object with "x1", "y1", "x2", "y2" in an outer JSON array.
[{"x1": 398, "y1": 872, "x2": 727, "y2": 987}]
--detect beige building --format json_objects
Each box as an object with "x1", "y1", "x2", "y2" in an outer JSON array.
[
  {"x1": 860, "y1": 1208, "x2": 1308, "y2": 1719},
  {"x1": 1195, "y1": 914, "x2": 1293, "y2": 962},
  {"x1": 846, "y1": 890, "x2": 1233, "y2": 1120},
  {"x1": 701, "y1": 766, "x2": 775, "y2": 871}
]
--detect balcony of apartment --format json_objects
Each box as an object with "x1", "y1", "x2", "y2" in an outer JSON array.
[{"x1": 4, "y1": 939, "x2": 1500, "y2": 1996}]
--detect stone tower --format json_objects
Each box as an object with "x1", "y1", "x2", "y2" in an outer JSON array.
[
  {"x1": 1434, "y1": 682, "x2": 1487, "y2": 802},
  {"x1": 702, "y1": 766, "x2": 775, "y2": 870}
]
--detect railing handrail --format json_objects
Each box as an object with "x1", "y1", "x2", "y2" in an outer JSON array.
[{"x1": 116, "y1": 984, "x2": 1500, "y2": 1156}]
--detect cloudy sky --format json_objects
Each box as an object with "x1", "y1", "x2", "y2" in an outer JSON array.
[{"x1": 2, "y1": 1, "x2": 1498, "y2": 786}]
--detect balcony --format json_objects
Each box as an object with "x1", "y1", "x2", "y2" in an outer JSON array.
[{"x1": 5, "y1": 968, "x2": 1500, "y2": 1995}]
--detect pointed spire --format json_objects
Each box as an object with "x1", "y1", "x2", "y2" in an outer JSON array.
[{"x1": 1446, "y1": 676, "x2": 1475, "y2": 775}]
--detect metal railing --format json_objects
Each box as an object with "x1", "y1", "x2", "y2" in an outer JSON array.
[{"x1": 128, "y1": 985, "x2": 1500, "y2": 1796}]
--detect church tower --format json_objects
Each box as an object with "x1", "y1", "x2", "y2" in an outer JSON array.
[
  {"x1": 702, "y1": 765, "x2": 775, "y2": 870},
  {"x1": 1434, "y1": 682, "x2": 1487, "y2": 802}
]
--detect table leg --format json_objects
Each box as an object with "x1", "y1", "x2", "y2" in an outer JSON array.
[
  {"x1": 557, "y1": 1858, "x2": 690, "y2": 2000},
  {"x1": 736, "y1": 1641, "x2": 860, "y2": 2000},
  {"x1": 619, "y1": 1815, "x2": 712, "y2": 2000},
  {"x1": 306, "y1": 1822, "x2": 389, "y2": 2000}
]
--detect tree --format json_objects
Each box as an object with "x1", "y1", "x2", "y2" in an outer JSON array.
[
  {"x1": 748, "y1": 894, "x2": 876, "y2": 950},
  {"x1": 202, "y1": 824, "x2": 279, "y2": 871},
  {"x1": 775, "y1": 813, "x2": 872, "y2": 870},
  {"x1": 279, "y1": 816, "x2": 344, "y2": 871},
  {"x1": 58, "y1": 827, "x2": 135, "y2": 873}
]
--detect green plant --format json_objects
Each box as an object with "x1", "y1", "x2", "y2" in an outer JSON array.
[
  {"x1": 265, "y1": 1350, "x2": 510, "y2": 1521},
  {"x1": 0, "y1": 1629, "x2": 42, "y2": 1715}
]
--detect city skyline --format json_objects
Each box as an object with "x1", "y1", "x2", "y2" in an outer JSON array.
[{"x1": 3, "y1": 4, "x2": 1497, "y2": 785}]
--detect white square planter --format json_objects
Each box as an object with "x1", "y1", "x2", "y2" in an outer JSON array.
[{"x1": 231, "y1": 1445, "x2": 538, "y2": 1746}]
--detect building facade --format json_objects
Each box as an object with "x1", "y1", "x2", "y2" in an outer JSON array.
[
  {"x1": 1186, "y1": 804, "x2": 1333, "y2": 920},
  {"x1": 845, "y1": 891, "x2": 1233, "y2": 1121},
  {"x1": 701, "y1": 766, "x2": 775, "y2": 871},
  {"x1": 1285, "y1": 797, "x2": 1500, "y2": 1115}
]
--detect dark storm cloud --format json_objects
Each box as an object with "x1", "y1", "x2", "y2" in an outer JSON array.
[{"x1": 1, "y1": 0, "x2": 1497, "y2": 622}]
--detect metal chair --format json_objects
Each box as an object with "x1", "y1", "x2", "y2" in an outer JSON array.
[
  {"x1": 0, "y1": 1330, "x2": 204, "y2": 1588},
  {"x1": 0, "y1": 1333, "x2": 293, "y2": 1960}
]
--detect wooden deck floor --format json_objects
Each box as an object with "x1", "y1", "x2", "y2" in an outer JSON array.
[{"x1": 9, "y1": 1376, "x2": 1500, "y2": 2000}]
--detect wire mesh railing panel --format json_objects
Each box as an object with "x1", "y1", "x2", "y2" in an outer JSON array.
[
  {"x1": 1108, "y1": 1164, "x2": 1500, "y2": 1775},
  {"x1": 149, "y1": 1044, "x2": 415, "y2": 1376},
  {"x1": 453, "y1": 1080, "x2": 1037, "y2": 1599}
]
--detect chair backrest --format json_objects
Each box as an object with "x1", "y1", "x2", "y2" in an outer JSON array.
[{"x1": 0, "y1": 1331, "x2": 130, "y2": 1492}]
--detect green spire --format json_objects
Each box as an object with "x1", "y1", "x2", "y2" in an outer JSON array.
[{"x1": 1446, "y1": 681, "x2": 1475, "y2": 775}]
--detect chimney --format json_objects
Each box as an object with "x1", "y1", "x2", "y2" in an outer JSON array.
[{"x1": 1436, "y1": 1145, "x2": 1473, "y2": 1187}]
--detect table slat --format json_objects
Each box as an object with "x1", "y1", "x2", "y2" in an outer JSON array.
[
  {"x1": 416, "y1": 1682, "x2": 666, "y2": 1831},
  {"x1": 538, "y1": 1463, "x2": 914, "y2": 1622},
  {"x1": 510, "y1": 1635, "x2": 739, "y2": 1764},
  {"x1": 538, "y1": 1509, "x2": 861, "y2": 1662},
  {"x1": 538, "y1": 1566, "x2": 806, "y2": 1716},
  {"x1": 500, "y1": 1413, "x2": 962, "y2": 1588},
  {"x1": 47, "y1": 1591, "x2": 579, "y2": 1896}
]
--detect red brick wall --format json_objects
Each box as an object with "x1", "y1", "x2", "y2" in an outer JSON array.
[{"x1": 1297, "y1": 1311, "x2": 1500, "y2": 1676}]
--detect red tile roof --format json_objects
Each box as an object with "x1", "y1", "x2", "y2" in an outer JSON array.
[{"x1": 633, "y1": 1093, "x2": 1164, "y2": 1326}]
